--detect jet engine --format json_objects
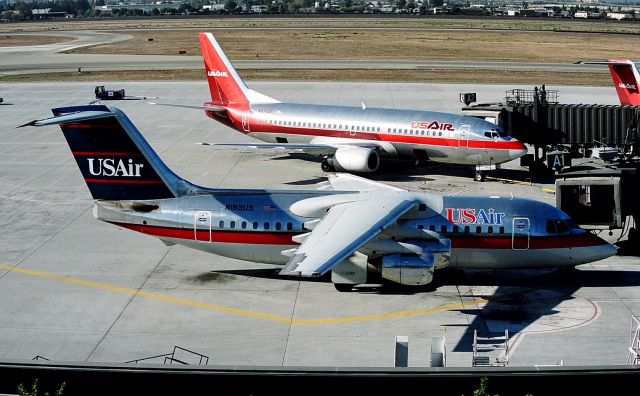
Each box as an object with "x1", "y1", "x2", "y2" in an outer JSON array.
[
  {"x1": 380, "y1": 253, "x2": 438, "y2": 286},
  {"x1": 329, "y1": 147, "x2": 379, "y2": 173}
]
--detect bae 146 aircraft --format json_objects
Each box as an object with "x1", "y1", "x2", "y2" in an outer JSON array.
[
  {"x1": 157, "y1": 33, "x2": 527, "y2": 181},
  {"x1": 23, "y1": 105, "x2": 616, "y2": 291},
  {"x1": 583, "y1": 59, "x2": 640, "y2": 106}
]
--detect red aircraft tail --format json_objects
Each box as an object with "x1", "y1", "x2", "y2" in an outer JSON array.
[
  {"x1": 585, "y1": 60, "x2": 640, "y2": 106},
  {"x1": 199, "y1": 32, "x2": 279, "y2": 108},
  {"x1": 607, "y1": 60, "x2": 640, "y2": 106}
]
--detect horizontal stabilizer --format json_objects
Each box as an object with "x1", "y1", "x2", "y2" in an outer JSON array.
[
  {"x1": 148, "y1": 102, "x2": 227, "y2": 113},
  {"x1": 17, "y1": 110, "x2": 112, "y2": 128}
]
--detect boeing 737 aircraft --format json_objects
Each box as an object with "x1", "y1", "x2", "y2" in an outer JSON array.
[
  {"x1": 584, "y1": 59, "x2": 640, "y2": 106},
  {"x1": 160, "y1": 33, "x2": 527, "y2": 181},
  {"x1": 24, "y1": 105, "x2": 616, "y2": 291}
]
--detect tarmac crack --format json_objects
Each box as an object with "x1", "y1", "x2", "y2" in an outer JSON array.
[
  {"x1": 0, "y1": 204, "x2": 91, "y2": 282},
  {"x1": 85, "y1": 247, "x2": 172, "y2": 362},
  {"x1": 280, "y1": 280, "x2": 301, "y2": 366}
]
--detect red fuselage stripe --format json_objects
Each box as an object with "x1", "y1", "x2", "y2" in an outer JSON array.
[
  {"x1": 450, "y1": 234, "x2": 607, "y2": 249},
  {"x1": 242, "y1": 121, "x2": 525, "y2": 151},
  {"x1": 111, "y1": 222, "x2": 606, "y2": 249},
  {"x1": 85, "y1": 179, "x2": 164, "y2": 185},
  {"x1": 113, "y1": 222, "x2": 298, "y2": 245}
]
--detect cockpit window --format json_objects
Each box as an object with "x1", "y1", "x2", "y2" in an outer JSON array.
[
  {"x1": 484, "y1": 127, "x2": 507, "y2": 139},
  {"x1": 555, "y1": 220, "x2": 570, "y2": 233},
  {"x1": 546, "y1": 219, "x2": 572, "y2": 234}
]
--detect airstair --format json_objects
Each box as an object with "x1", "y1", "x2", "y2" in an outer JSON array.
[
  {"x1": 125, "y1": 346, "x2": 210, "y2": 365},
  {"x1": 472, "y1": 330, "x2": 509, "y2": 367},
  {"x1": 628, "y1": 316, "x2": 640, "y2": 365}
]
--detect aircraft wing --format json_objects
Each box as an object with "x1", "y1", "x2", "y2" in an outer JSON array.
[
  {"x1": 148, "y1": 102, "x2": 227, "y2": 114},
  {"x1": 204, "y1": 142, "x2": 383, "y2": 156},
  {"x1": 280, "y1": 194, "x2": 417, "y2": 277}
]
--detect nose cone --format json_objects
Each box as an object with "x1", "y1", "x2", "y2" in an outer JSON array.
[
  {"x1": 593, "y1": 240, "x2": 618, "y2": 261},
  {"x1": 508, "y1": 141, "x2": 528, "y2": 160},
  {"x1": 575, "y1": 234, "x2": 618, "y2": 264}
]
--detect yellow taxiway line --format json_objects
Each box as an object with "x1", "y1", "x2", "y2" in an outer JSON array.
[{"x1": 0, "y1": 264, "x2": 485, "y2": 326}]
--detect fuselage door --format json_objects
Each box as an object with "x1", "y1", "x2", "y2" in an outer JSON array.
[
  {"x1": 511, "y1": 217, "x2": 530, "y2": 250},
  {"x1": 458, "y1": 124, "x2": 470, "y2": 148},
  {"x1": 194, "y1": 211, "x2": 212, "y2": 243},
  {"x1": 242, "y1": 113, "x2": 250, "y2": 132}
]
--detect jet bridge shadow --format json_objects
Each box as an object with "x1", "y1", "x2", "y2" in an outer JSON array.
[{"x1": 441, "y1": 266, "x2": 640, "y2": 352}]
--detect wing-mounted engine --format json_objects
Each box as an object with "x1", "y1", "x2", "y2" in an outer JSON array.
[
  {"x1": 377, "y1": 238, "x2": 451, "y2": 286},
  {"x1": 328, "y1": 147, "x2": 380, "y2": 173}
]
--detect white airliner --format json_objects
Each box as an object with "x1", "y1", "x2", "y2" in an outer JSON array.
[
  {"x1": 24, "y1": 105, "x2": 616, "y2": 291},
  {"x1": 160, "y1": 33, "x2": 527, "y2": 180}
]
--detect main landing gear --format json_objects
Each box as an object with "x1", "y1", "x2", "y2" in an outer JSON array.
[{"x1": 474, "y1": 171, "x2": 486, "y2": 182}]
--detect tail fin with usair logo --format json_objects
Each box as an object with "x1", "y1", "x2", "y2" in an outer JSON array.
[
  {"x1": 20, "y1": 104, "x2": 198, "y2": 200},
  {"x1": 199, "y1": 32, "x2": 280, "y2": 107},
  {"x1": 582, "y1": 59, "x2": 640, "y2": 106}
]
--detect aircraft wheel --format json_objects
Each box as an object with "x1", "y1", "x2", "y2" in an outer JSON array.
[
  {"x1": 321, "y1": 160, "x2": 334, "y2": 172},
  {"x1": 474, "y1": 171, "x2": 485, "y2": 182},
  {"x1": 334, "y1": 283, "x2": 354, "y2": 292}
]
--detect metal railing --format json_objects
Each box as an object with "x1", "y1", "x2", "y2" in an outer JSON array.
[{"x1": 125, "y1": 346, "x2": 209, "y2": 366}]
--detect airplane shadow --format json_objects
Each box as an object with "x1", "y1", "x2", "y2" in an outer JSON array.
[
  {"x1": 207, "y1": 266, "x2": 639, "y2": 353},
  {"x1": 445, "y1": 267, "x2": 640, "y2": 352},
  {"x1": 268, "y1": 153, "x2": 552, "y2": 185}
]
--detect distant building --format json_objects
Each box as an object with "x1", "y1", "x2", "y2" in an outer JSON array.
[
  {"x1": 607, "y1": 12, "x2": 633, "y2": 20},
  {"x1": 32, "y1": 8, "x2": 73, "y2": 18}
]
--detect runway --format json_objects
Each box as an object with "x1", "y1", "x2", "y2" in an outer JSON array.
[
  {"x1": 1, "y1": 81, "x2": 637, "y2": 368},
  {"x1": 0, "y1": 31, "x2": 611, "y2": 75}
]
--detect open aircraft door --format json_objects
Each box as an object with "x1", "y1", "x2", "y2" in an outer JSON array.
[
  {"x1": 511, "y1": 217, "x2": 530, "y2": 250},
  {"x1": 458, "y1": 124, "x2": 470, "y2": 148},
  {"x1": 194, "y1": 211, "x2": 212, "y2": 242}
]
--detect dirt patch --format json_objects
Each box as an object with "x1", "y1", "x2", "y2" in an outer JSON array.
[
  {"x1": 0, "y1": 68, "x2": 613, "y2": 86},
  {"x1": 0, "y1": 34, "x2": 72, "y2": 47},
  {"x1": 4, "y1": 17, "x2": 640, "y2": 34},
  {"x1": 65, "y1": 28, "x2": 640, "y2": 64}
]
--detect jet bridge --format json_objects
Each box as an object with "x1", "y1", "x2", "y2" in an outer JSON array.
[{"x1": 461, "y1": 86, "x2": 640, "y2": 171}]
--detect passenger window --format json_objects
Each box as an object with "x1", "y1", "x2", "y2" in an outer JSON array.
[
  {"x1": 241, "y1": 221, "x2": 247, "y2": 229},
  {"x1": 429, "y1": 225, "x2": 436, "y2": 232},
  {"x1": 275, "y1": 222, "x2": 282, "y2": 231},
  {"x1": 219, "y1": 221, "x2": 224, "y2": 229},
  {"x1": 453, "y1": 225, "x2": 459, "y2": 233},
  {"x1": 441, "y1": 225, "x2": 447, "y2": 233},
  {"x1": 286, "y1": 222, "x2": 293, "y2": 231},
  {"x1": 230, "y1": 221, "x2": 236, "y2": 229},
  {"x1": 438, "y1": 132, "x2": 442, "y2": 136},
  {"x1": 476, "y1": 226, "x2": 482, "y2": 234},
  {"x1": 253, "y1": 221, "x2": 258, "y2": 230},
  {"x1": 264, "y1": 222, "x2": 270, "y2": 230},
  {"x1": 499, "y1": 226, "x2": 505, "y2": 234},
  {"x1": 464, "y1": 226, "x2": 470, "y2": 234},
  {"x1": 488, "y1": 226, "x2": 493, "y2": 234}
]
